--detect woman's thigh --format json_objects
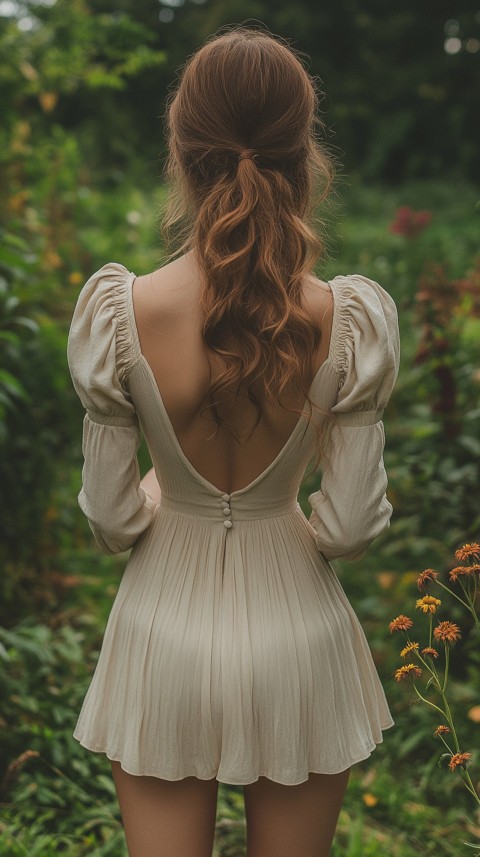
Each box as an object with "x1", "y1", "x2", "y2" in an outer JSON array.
[
  {"x1": 110, "y1": 760, "x2": 219, "y2": 857},
  {"x1": 243, "y1": 767, "x2": 351, "y2": 857}
]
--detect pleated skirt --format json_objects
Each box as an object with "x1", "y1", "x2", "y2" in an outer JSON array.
[{"x1": 73, "y1": 505, "x2": 394, "y2": 785}]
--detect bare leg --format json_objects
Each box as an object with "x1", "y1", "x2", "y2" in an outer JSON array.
[
  {"x1": 243, "y1": 767, "x2": 351, "y2": 857},
  {"x1": 110, "y1": 760, "x2": 219, "y2": 857}
]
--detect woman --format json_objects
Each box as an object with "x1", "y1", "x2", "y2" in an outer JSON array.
[{"x1": 67, "y1": 25, "x2": 400, "y2": 857}]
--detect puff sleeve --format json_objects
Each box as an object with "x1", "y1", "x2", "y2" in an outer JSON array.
[
  {"x1": 308, "y1": 274, "x2": 400, "y2": 562},
  {"x1": 67, "y1": 263, "x2": 158, "y2": 555}
]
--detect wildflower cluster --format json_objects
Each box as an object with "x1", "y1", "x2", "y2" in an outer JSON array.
[{"x1": 388, "y1": 541, "x2": 480, "y2": 808}]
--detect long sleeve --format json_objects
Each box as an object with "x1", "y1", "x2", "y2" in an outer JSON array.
[
  {"x1": 67, "y1": 263, "x2": 157, "y2": 555},
  {"x1": 308, "y1": 274, "x2": 400, "y2": 562}
]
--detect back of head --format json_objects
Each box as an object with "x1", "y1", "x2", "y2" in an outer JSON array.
[{"x1": 162, "y1": 25, "x2": 334, "y2": 441}]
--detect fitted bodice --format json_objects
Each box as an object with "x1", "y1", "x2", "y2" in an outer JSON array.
[{"x1": 128, "y1": 354, "x2": 339, "y2": 524}]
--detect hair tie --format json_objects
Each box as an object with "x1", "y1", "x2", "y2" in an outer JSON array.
[{"x1": 238, "y1": 149, "x2": 257, "y2": 162}]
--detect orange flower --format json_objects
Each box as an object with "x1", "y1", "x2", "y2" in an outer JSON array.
[
  {"x1": 468, "y1": 705, "x2": 480, "y2": 723},
  {"x1": 454, "y1": 543, "x2": 480, "y2": 562},
  {"x1": 434, "y1": 725, "x2": 452, "y2": 736},
  {"x1": 389, "y1": 615, "x2": 414, "y2": 633},
  {"x1": 433, "y1": 621, "x2": 461, "y2": 644},
  {"x1": 449, "y1": 566, "x2": 470, "y2": 582},
  {"x1": 448, "y1": 752, "x2": 472, "y2": 771},
  {"x1": 394, "y1": 663, "x2": 422, "y2": 682},
  {"x1": 400, "y1": 642, "x2": 419, "y2": 658},
  {"x1": 421, "y1": 646, "x2": 439, "y2": 659},
  {"x1": 416, "y1": 595, "x2": 441, "y2": 614},
  {"x1": 417, "y1": 568, "x2": 439, "y2": 591}
]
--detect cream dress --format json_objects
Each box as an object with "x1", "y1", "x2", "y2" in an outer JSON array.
[{"x1": 67, "y1": 263, "x2": 400, "y2": 785}]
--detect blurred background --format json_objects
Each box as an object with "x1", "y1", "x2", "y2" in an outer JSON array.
[{"x1": 0, "y1": 2, "x2": 479, "y2": 855}]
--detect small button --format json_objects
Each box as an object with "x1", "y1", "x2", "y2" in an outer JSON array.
[
  {"x1": 223, "y1": 508, "x2": 231, "y2": 516},
  {"x1": 221, "y1": 493, "x2": 230, "y2": 501},
  {"x1": 221, "y1": 501, "x2": 230, "y2": 510},
  {"x1": 223, "y1": 519, "x2": 233, "y2": 529}
]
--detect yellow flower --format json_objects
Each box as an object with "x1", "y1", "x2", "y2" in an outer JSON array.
[
  {"x1": 394, "y1": 663, "x2": 422, "y2": 682},
  {"x1": 400, "y1": 642, "x2": 419, "y2": 658},
  {"x1": 363, "y1": 792, "x2": 378, "y2": 807},
  {"x1": 454, "y1": 543, "x2": 480, "y2": 562},
  {"x1": 416, "y1": 568, "x2": 439, "y2": 591},
  {"x1": 69, "y1": 271, "x2": 83, "y2": 286},
  {"x1": 434, "y1": 725, "x2": 451, "y2": 736},
  {"x1": 448, "y1": 752, "x2": 472, "y2": 771},
  {"x1": 421, "y1": 646, "x2": 439, "y2": 659},
  {"x1": 416, "y1": 595, "x2": 441, "y2": 614},
  {"x1": 433, "y1": 621, "x2": 461, "y2": 645},
  {"x1": 389, "y1": 614, "x2": 414, "y2": 633}
]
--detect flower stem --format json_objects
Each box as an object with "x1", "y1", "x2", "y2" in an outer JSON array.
[
  {"x1": 411, "y1": 683, "x2": 445, "y2": 716},
  {"x1": 435, "y1": 579, "x2": 470, "y2": 611},
  {"x1": 457, "y1": 769, "x2": 480, "y2": 804},
  {"x1": 436, "y1": 687, "x2": 461, "y2": 753},
  {"x1": 437, "y1": 733, "x2": 454, "y2": 754},
  {"x1": 415, "y1": 651, "x2": 442, "y2": 689},
  {"x1": 442, "y1": 646, "x2": 449, "y2": 692}
]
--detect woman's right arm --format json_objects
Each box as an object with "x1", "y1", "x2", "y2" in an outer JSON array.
[
  {"x1": 308, "y1": 274, "x2": 400, "y2": 562},
  {"x1": 308, "y1": 418, "x2": 392, "y2": 561}
]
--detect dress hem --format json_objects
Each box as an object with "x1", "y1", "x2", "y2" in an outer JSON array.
[{"x1": 73, "y1": 718, "x2": 395, "y2": 786}]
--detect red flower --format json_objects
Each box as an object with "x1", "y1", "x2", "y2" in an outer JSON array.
[{"x1": 390, "y1": 206, "x2": 432, "y2": 239}]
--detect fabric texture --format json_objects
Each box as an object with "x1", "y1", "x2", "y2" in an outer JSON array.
[{"x1": 67, "y1": 262, "x2": 400, "y2": 785}]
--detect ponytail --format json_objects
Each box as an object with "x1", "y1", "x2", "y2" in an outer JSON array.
[{"x1": 162, "y1": 26, "x2": 335, "y2": 452}]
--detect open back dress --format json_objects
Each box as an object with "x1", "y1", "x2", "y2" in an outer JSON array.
[{"x1": 67, "y1": 262, "x2": 400, "y2": 785}]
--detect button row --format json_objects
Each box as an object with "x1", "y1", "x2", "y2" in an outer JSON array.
[{"x1": 221, "y1": 493, "x2": 232, "y2": 529}]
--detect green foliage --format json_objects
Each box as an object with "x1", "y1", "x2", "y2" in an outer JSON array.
[
  {"x1": 0, "y1": 619, "x2": 128, "y2": 856},
  {"x1": 0, "y1": 231, "x2": 40, "y2": 441},
  {"x1": 0, "y1": 297, "x2": 82, "y2": 623}
]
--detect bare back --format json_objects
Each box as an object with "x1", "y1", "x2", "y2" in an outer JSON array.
[{"x1": 132, "y1": 250, "x2": 333, "y2": 494}]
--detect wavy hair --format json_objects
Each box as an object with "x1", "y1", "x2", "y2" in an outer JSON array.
[{"x1": 161, "y1": 25, "x2": 335, "y2": 457}]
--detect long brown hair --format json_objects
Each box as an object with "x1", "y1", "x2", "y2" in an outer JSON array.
[{"x1": 161, "y1": 25, "x2": 335, "y2": 450}]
